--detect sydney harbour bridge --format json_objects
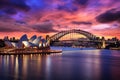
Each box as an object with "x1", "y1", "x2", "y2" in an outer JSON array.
[
  {"x1": 46, "y1": 29, "x2": 117, "y2": 48},
  {"x1": 50, "y1": 29, "x2": 96, "y2": 41},
  {"x1": 47, "y1": 29, "x2": 118, "y2": 49}
]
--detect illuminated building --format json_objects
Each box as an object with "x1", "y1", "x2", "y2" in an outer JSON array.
[{"x1": 4, "y1": 34, "x2": 49, "y2": 49}]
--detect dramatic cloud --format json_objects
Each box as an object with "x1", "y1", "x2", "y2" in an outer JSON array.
[
  {"x1": 73, "y1": 0, "x2": 89, "y2": 5},
  {"x1": 31, "y1": 22, "x2": 57, "y2": 33},
  {"x1": 0, "y1": 22, "x2": 30, "y2": 32},
  {"x1": 3, "y1": 8, "x2": 17, "y2": 15},
  {"x1": 0, "y1": 0, "x2": 30, "y2": 15},
  {"x1": 71, "y1": 21, "x2": 92, "y2": 25},
  {"x1": 92, "y1": 24, "x2": 111, "y2": 30},
  {"x1": 96, "y1": 8, "x2": 120, "y2": 23},
  {"x1": 16, "y1": 20, "x2": 27, "y2": 25},
  {"x1": 0, "y1": 0, "x2": 120, "y2": 39},
  {"x1": 56, "y1": 4, "x2": 78, "y2": 12}
]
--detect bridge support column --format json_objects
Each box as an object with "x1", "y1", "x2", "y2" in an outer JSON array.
[{"x1": 101, "y1": 40, "x2": 106, "y2": 49}]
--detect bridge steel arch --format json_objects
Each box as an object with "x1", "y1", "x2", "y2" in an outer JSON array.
[{"x1": 50, "y1": 29, "x2": 97, "y2": 42}]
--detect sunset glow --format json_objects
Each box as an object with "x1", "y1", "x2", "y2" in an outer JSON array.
[{"x1": 0, "y1": 0, "x2": 120, "y2": 39}]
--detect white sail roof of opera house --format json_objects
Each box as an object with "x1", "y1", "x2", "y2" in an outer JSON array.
[
  {"x1": 19, "y1": 34, "x2": 28, "y2": 42},
  {"x1": 11, "y1": 42, "x2": 18, "y2": 48},
  {"x1": 22, "y1": 41, "x2": 35, "y2": 48},
  {"x1": 32, "y1": 36, "x2": 42, "y2": 46},
  {"x1": 29, "y1": 35, "x2": 37, "y2": 42},
  {"x1": 10, "y1": 34, "x2": 29, "y2": 48}
]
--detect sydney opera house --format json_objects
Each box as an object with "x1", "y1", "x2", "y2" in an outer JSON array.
[
  {"x1": 4, "y1": 34, "x2": 49, "y2": 48},
  {"x1": 0, "y1": 34, "x2": 51, "y2": 54}
]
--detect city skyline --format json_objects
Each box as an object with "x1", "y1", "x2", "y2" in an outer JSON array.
[
  {"x1": 2, "y1": 29, "x2": 119, "y2": 41},
  {"x1": 0, "y1": 0, "x2": 120, "y2": 39}
]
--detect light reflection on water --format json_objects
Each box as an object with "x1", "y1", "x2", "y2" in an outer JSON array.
[{"x1": 0, "y1": 48, "x2": 120, "y2": 80}]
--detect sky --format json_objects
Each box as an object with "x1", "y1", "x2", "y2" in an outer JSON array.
[{"x1": 0, "y1": 0, "x2": 120, "y2": 39}]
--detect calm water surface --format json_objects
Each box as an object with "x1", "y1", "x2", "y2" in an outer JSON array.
[{"x1": 0, "y1": 47, "x2": 120, "y2": 80}]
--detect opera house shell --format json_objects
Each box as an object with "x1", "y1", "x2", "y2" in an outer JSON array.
[{"x1": 5, "y1": 34, "x2": 49, "y2": 49}]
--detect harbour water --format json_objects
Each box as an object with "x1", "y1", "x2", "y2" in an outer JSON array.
[{"x1": 0, "y1": 47, "x2": 120, "y2": 80}]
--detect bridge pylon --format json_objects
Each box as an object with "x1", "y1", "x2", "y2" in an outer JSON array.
[{"x1": 101, "y1": 40, "x2": 106, "y2": 48}]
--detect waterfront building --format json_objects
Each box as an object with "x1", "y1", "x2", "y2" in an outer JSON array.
[{"x1": 4, "y1": 34, "x2": 49, "y2": 49}]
